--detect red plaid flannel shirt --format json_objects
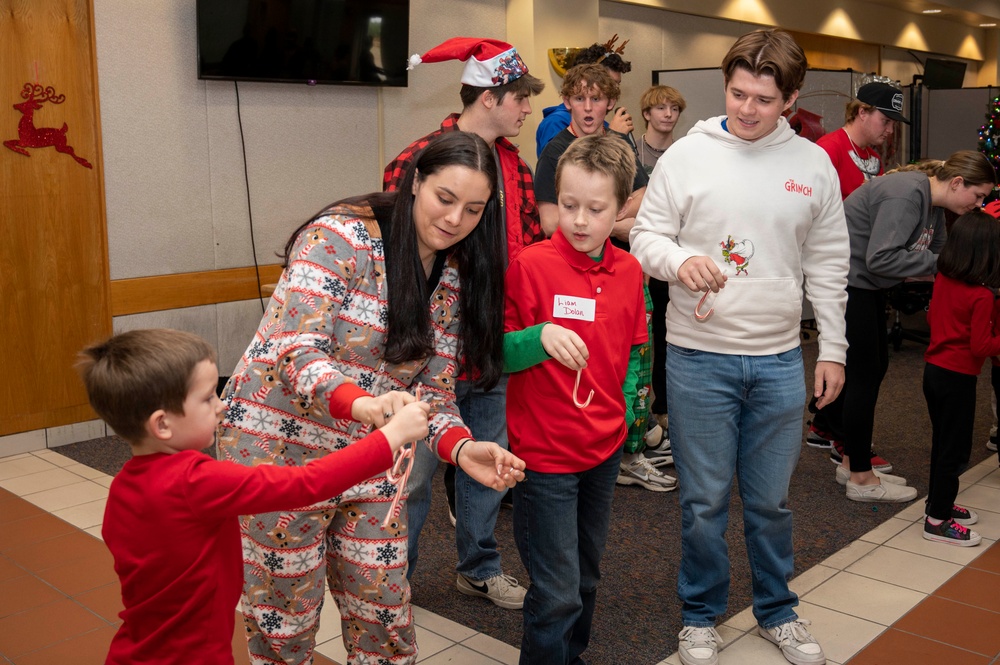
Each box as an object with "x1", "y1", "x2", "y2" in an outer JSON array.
[{"x1": 383, "y1": 114, "x2": 544, "y2": 261}]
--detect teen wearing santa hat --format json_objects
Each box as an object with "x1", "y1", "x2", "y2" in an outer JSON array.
[{"x1": 384, "y1": 37, "x2": 544, "y2": 612}]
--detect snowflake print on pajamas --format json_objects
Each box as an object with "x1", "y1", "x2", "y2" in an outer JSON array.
[
  {"x1": 374, "y1": 542, "x2": 398, "y2": 565},
  {"x1": 279, "y1": 419, "x2": 302, "y2": 438},
  {"x1": 260, "y1": 610, "x2": 283, "y2": 633},
  {"x1": 263, "y1": 551, "x2": 284, "y2": 572}
]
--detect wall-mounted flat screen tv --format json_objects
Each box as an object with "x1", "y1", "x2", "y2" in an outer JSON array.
[{"x1": 197, "y1": 0, "x2": 410, "y2": 86}]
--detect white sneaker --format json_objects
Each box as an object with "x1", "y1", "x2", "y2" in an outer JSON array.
[
  {"x1": 835, "y1": 465, "x2": 906, "y2": 487},
  {"x1": 456, "y1": 573, "x2": 526, "y2": 609},
  {"x1": 678, "y1": 626, "x2": 722, "y2": 665},
  {"x1": 758, "y1": 619, "x2": 825, "y2": 665},
  {"x1": 617, "y1": 455, "x2": 677, "y2": 492},
  {"x1": 845, "y1": 480, "x2": 917, "y2": 503}
]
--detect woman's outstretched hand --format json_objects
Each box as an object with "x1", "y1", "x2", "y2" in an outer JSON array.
[{"x1": 453, "y1": 440, "x2": 526, "y2": 490}]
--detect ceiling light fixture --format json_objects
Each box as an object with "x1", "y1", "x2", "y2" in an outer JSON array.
[
  {"x1": 922, "y1": 9, "x2": 941, "y2": 13},
  {"x1": 981, "y1": 23, "x2": 998, "y2": 27}
]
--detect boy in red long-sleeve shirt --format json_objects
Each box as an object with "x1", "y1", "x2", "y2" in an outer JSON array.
[{"x1": 77, "y1": 328, "x2": 428, "y2": 665}]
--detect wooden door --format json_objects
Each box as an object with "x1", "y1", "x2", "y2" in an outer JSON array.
[{"x1": 1, "y1": 0, "x2": 109, "y2": 435}]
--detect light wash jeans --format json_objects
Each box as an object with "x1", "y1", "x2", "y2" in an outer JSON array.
[
  {"x1": 405, "y1": 375, "x2": 509, "y2": 580},
  {"x1": 666, "y1": 344, "x2": 805, "y2": 629},
  {"x1": 513, "y1": 449, "x2": 622, "y2": 665}
]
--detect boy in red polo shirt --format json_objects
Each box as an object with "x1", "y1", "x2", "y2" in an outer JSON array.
[{"x1": 503, "y1": 134, "x2": 648, "y2": 665}]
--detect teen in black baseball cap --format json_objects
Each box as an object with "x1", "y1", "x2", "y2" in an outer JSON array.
[{"x1": 856, "y1": 82, "x2": 910, "y2": 124}]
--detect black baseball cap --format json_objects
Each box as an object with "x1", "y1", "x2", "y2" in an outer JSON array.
[{"x1": 856, "y1": 82, "x2": 910, "y2": 124}]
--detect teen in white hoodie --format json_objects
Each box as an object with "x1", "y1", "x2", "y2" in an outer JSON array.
[{"x1": 630, "y1": 29, "x2": 849, "y2": 665}]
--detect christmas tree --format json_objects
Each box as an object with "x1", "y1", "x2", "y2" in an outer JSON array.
[
  {"x1": 978, "y1": 96, "x2": 1000, "y2": 206},
  {"x1": 978, "y1": 95, "x2": 1000, "y2": 172}
]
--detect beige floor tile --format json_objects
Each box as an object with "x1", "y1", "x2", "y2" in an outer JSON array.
[
  {"x1": 723, "y1": 605, "x2": 758, "y2": 632},
  {"x1": 64, "y1": 462, "x2": 112, "y2": 481},
  {"x1": 92, "y1": 474, "x2": 114, "y2": 488},
  {"x1": 793, "y1": 600, "x2": 886, "y2": 664},
  {"x1": 883, "y1": 522, "x2": 991, "y2": 565},
  {"x1": 84, "y1": 525, "x2": 104, "y2": 540},
  {"x1": 789, "y1": 564, "x2": 838, "y2": 596},
  {"x1": 893, "y1": 500, "x2": 931, "y2": 522},
  {"x1": 820, "y1": 539, "x2": 877, "y2": 570},
  {"x1": 460, "y1": 633, "x2": 519, "y2": 665},
  {"x1": 31, "y1": 449, "x2": 80, "y2": 468},
  {"x1": 977, "y1": 468, "x2": 1000, "y2": 489},
  {"x1": 858, "y1": 517, "x2": 912, "y2": 545},
  {"x1": 959, "y1": 460, "x2": 997, "y2": 486},
  {"x1": 313, "y1": 590, "x2": 343, "y2": 645},
  {"x1": 313, "y1": 631, "x2": 349, "y2": 664},
  {"x1": 0, "y1": 455, "x2": 59, "y2": 481},
  {"x1": 417, "y1": 643, "x2": 507, "y2": 665},
  {"x1": 417, "y1": 625, "x2": 459, "y2": 660},
  {"x1": 52, "y1": 499, "x2": 109, "y2": 530},
  {"x1": 0, "y1": 467, "x2": 87, "y2": 495},
  {"x1": 845, "y1": 546, "x2": 961, "y2": 593},
  {"x1": 712, "y1": 632, "x2": 790, "y2": 664},
  {"x1": 955, "y1": 484, "x2": 1000, "y2": 514},
  {"x1": 411, "y1": 605, "x2": 478, "y2": 642},
  {"x1": 22, "y1": 480, "x2": 109, "y2": 513},
  {"x1": 802, "y1": 571, "x2": 925, "y2": 625}
]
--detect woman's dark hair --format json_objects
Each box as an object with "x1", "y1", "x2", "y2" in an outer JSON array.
[
  {"x1": 282, "y1": 132, "x2": 506, "y2": 389},
  {"x1": 937, "y1": 209, "x2": 1000, "y2": 289}
]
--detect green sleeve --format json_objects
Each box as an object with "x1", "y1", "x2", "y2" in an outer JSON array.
[
  {"x1": 503, "y1": 323, "x2": 552, "y2": 373},
  {"x1": 621, "y1": 343, "x2": 643, "y2": 426}
]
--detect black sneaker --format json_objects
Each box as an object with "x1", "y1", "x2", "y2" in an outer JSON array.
[
  {"x1": 805, "y1": 424, "x2": 834, "y2": 449},
  {"x1": 829, "y1": 441, "x2": 893, "y2": 473},
  {"x1": 923, "y1": 517, "x2": 982, "y2": 546}
]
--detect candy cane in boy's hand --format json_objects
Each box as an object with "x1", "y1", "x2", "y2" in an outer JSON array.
[
  {"x1": 573, "y1": 368, "x2": 594, "y2": 408},
  {"x1": 381, "y1": 384, "x2": 423, "y2": 527}
]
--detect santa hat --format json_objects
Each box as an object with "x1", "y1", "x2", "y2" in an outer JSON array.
[{"x1": 407, "y1": 37, "x2": 529, "y2": 87}]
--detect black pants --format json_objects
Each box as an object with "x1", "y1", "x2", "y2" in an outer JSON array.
[
  {"x1": 923, "y1": 362, "x2": 977, "y2": 519},
  {"x1": 649, "y1": 277, "x2": 670, "y2": 415},
  {"x1": 824, "y1": 287, "x2": 888, "y2": 472}
]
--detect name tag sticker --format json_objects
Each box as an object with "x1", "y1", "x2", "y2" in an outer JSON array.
[{"x1": 553, "y1": 295, "x2": 596, "y2": 321}]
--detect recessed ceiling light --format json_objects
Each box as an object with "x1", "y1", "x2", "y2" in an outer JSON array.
[
  {"x1": 922, "y1": 8, "x2": 941, "y2": 13},
  {"x1": 981, "y1": 23, "x2": 998, "y2": 27}
]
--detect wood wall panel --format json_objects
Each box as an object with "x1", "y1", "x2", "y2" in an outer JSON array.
[
  {"x1": 110, "y1": 265, "x2": 284, "y2": 316},
  {"x1": 0, "y1": 0, "x2": 109, "y2": 436}
]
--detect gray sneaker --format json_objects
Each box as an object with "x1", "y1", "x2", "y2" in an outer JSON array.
[
  {"x1": 758, "y1": 619, "x2": 825, "y2": 665},
  {"x1": 678, "y1": 626, "x2": 722, "y2": 665},
  {"x1": 456, "y1": 573, "x2": 526, "y2": 609},
  {"x1": 617, "y1": 456, "x2": 677, "y2": 492}
]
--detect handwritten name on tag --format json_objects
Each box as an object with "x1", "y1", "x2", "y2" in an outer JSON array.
[{"x1": 553, "y1": 295, "x2": 596, "y2": 321}]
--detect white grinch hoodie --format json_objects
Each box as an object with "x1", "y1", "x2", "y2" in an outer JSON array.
[{"x1": 630, "y1": 115, "x2": 849, "y2": 365}]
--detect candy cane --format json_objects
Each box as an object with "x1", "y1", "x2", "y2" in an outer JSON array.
[{"x1": 573, "y1": 368, "x2": 594, "y2": 408}]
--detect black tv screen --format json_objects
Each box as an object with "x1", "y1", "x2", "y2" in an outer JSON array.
[
  {"x1": 923, "y1": 57, "x2": 967, "y2": 89},
  {"x1": 197, "y1": 0, "x2": 410, "y2": 86}
]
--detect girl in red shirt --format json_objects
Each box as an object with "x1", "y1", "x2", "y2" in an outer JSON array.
[{"x1": 922, "y1": 209, "x2": 1000, "y2": 546}]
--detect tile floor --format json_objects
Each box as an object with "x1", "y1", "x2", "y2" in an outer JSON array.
[{"x1": 1, "y1": 448, "x2": 998, "y2": 665}]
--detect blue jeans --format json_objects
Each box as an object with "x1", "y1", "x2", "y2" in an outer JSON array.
[
  {"x1": 405, "y1": 375, "x2": 509, "y2": 580},
  {"x1": 513, "y1": 449, "x2": 622, "y2": 665},
  {"x1": 666, "y1": 344, "x2": 805, "y2": 629}
]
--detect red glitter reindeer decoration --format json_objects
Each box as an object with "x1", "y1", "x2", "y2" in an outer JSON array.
[{"x1": 5, "y1": 83, "x2": 92, "y2": 169}]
